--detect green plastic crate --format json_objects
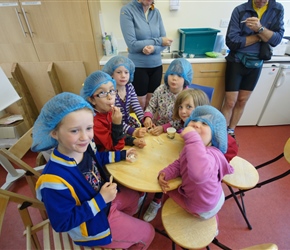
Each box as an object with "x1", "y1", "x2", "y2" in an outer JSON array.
[{"x1": 178, "y1": 28, "x2": 220, "y2": 55}]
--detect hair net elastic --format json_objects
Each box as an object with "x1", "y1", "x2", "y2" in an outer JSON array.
[
  {"x1": 80, "y1": 71, "x2": 116, "y2": 101},
  {"x1": 164, "y1": 58, "x2": 193, "y2": 87},
  {"x1": 184, "y1": 105, "x2": 228, "y2": 153},
  {"x1": 31, "y1": 92, "x2": 94, "y2": 152},
  {"x1": 102, "y1": 56, "x2": 135, "y2": 83}
]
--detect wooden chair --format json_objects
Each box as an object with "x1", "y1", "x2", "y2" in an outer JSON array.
[
  {"x1": 222, "y1": 156, "x2": 259, "y2": 230},
  {"x1": 241, "y1": 243, "x2": 278, "y2": 250},
  {"x1": 159, "y1": 198, "x2": 277, "y2": 250},
  {"x1": 254, "y1": 137, "x2": 290, "y2": 187},
  {"x1": 0, "y1": 127, "x2": 44, "y2": 193},
  {"x1": 159, "y1": 197, "x2": 230, "y2": 250},
  {"x1": 0, "y1": 188, "x2": 120, "y2": 250},
  {"x1": 188, "y1": 83, "x2": 215, "y2": 102}
]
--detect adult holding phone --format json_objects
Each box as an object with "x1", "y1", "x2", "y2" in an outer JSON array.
[{"x1": 120, "y1": 0, "x2": 173, "y2": 110}]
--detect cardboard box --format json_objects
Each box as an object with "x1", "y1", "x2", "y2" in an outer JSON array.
[{"x1": 0, "y1": 120, "x2": 28, "y2": 139}]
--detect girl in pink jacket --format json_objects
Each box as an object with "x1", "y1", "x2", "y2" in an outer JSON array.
[{"x1": 158, "y1": 105, "x2": 234, "y2": 219}]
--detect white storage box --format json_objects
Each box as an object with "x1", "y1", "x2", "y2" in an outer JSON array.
[
  {"x1": 0, "y1": 120, "x2": 28, "y2": 139},
  {"x1": 271, "y1": 38, "x2": 289, "y2": 55}
]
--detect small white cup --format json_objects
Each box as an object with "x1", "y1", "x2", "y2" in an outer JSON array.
[{"x1": 167, "y1": 127, "x2": 176, "y2": 139}]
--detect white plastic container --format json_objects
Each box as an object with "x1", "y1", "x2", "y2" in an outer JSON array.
[
  {"x1": 271, "y1": 38, "x2": 289, "y2": 56},
  {"x1": 104, "y1": 36, "x2": 112, "y2": 56},
  {"x1": 111, "y1": 32, "x2": 118, "y2": 55}
]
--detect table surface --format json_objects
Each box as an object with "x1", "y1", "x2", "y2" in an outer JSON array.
[{"x1": 106, "y1": 132, "x2": 183, "y2": 192}]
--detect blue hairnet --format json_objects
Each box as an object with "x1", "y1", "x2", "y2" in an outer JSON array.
[
  {"x1": 80, "y1": 71, "x2": 116, "y2": 101},
  {"x1": 31, "y1": 92, "x2": 94, "y2": 152},
  {"x1": 164, "y1": 58, "x2": 193, "y2": 87},
  {"x1": 184, "y1": 105, "x2": 227, "y2": 153},
  {"x1": 102, "y1": 56, "x2": 135, "y2": 83}
]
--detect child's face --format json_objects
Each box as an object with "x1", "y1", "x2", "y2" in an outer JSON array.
[
  {"x1": 90, "y1": 81, "x2": 116, "y2": 113},
  {"x1": 187, "y1": 120, "x2": 212, "y2": 147},
  {"x1": 167, "y1": 74, "x2": 184, "y2": 94},
  {"x1": 51, "y1": 109, "x2": 94, "y2": 159},
  {"x1": 112, "y1": 66, "x2": 130, "y2": 87},
  {"x1": 178, "y1": 97, "x2": 195, "y2": 122}
]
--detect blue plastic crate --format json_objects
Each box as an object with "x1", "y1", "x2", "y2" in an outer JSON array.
[{"x1": 178, "y1": 28, "x2": 220, "y2": 55}]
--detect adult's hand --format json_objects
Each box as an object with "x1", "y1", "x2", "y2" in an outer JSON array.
[
  {"x1": 162, "y1": 37, "x2": 173, "y2": 47},
  {"x1": 245, "y1": 17, "x2": 261, "y2": 33},
  {"x1": 143, "y1": 45, "x2": 155, "y2": 55}
]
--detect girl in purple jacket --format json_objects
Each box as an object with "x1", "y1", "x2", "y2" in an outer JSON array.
[{"x1": 158, "y1": 105, "x2": 234, "y2": 219}]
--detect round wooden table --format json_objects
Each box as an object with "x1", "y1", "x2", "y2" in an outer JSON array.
[{"x1": 106, "y1": 132, "x2": 183, "y2": 192}]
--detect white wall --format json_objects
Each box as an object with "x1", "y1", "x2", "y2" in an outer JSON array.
[{"x1": 100, "y1": 0, "x2": 290, "y2": 52}]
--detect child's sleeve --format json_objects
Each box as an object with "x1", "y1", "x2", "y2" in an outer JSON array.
[
  {"x1": 96, "y1": 150, "x2": 127, "y2": 165},
  {"x1": 224, "y1": 134, "x2": 238, "y2": 162},
  {"x1": 144, "y1": 87, "x2": 160, "y2": 119}
]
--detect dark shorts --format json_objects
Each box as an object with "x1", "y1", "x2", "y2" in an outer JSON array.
[
  {"x1": 225, "y1": 61, "x2": 262, "y2": 91},
  {"x1": 132, "y1": 66, "x2": 163, "y2": 96}
]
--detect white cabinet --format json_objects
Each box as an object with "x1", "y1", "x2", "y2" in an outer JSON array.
[
  {"x1": 238, "y1": 64, "x2": 280, "y2": 126},
  {"x1": 257, "y1": 64, "x2": 290, "y2": 126}
]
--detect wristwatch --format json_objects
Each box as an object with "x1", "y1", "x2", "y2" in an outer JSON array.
[{"x1": 257, "y1": 26, "x2": 265, "y2": 34}]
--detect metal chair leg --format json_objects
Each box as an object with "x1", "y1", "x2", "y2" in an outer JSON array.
[
  {"x1": 212, "y1": 238, "x2": 232, "y2": 250},
  {"x1": 227, "y1": 185, "x2": 252, "y2": 230}
]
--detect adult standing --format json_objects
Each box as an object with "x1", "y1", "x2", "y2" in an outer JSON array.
[
  {"x1": 120, "y1": 0, "x2": 173, "y2": 110},
  {"x1": 221, "y1": 0, "x2": 284, "y2": 138}
]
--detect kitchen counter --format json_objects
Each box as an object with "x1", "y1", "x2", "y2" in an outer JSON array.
[{"x1": 99, "y1": 53, "x2": 290, "y2": 66}]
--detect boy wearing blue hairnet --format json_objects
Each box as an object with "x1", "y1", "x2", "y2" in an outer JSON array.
[
  {"x1": 32, "y1": 92, "x2": 155, "y2": 249},
  {"x1": 81, "y1": 70, "x2": 147, "y2": 151},
  {"x1": 102, "y1": 56, "x2": 147, "y2": 147},
  {"x1": 81, "y1": 71, "x2": 127, "y2": 152},
  {"x1": 158, "y1": 105, "x2": 234, "y2": 220}
]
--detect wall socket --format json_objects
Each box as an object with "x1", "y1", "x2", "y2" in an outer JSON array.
[{"x1": 220, "y1": 19, "x2": 229, "y2": 28}]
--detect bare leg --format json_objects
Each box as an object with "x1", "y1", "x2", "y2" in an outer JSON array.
[
  {"x1": 138, "y1": 95, "x2": 147, "y2": 111},
  {"x1": 221, "y1": 91, "x2": 239, "y2": 127},
  {"x1": 228, "y1": 90, "x2": 252, "y2": 130}
]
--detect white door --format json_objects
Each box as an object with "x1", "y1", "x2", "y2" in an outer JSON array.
[
  {"x1": 238, "y1": 64, "x2": 280, "y2": 126},
  {"x1": 257, "y1": 64, "x2": 290, "y2": 126}
]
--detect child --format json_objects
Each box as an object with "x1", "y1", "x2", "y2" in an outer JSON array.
[
  {"x1": 102, "y1": 56, "x2": 147, "y2": 141},
  {"x1": 172, "y1": 88, "x2": 210, "y2": 131},
  {"x1": 143, "y1": 58, "x2": 192, "y2": 135},
  {"x1": 32, "y1": 92, "x2": 155, "y2": 249},
  {"x1": 142, "y1": 58, "x2": 192, "y2": 222},
  {"x1": 158, "y1": 105, "x2": 234, "y2": 219},
  {"x1": 81, "y1": 70, "x2": 145, "y2": 151},
  {"x1": 173, "y1": 89, "x2": 238, "y2": 162}
]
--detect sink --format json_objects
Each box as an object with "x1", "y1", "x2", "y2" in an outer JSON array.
[{"x1": 161, "y1": 52, "x2": 181, "y2": 59}]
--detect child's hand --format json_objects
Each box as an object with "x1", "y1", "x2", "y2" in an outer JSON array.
[
  {"x1": 133, "y1": 127, "x2": 147, "y2": 138},
  {"x1": 181, "y1": 126, "x2": 195, "y2": 138},
  {"x1": 150, "y1": 126, "x2": 163, "y2": 136},
  {"x1": 100, "y1": 182, "x2": 117, "y2": 203},
  {"x1": 126, "y1": 148, "x2": 138, "y2": 162},
  {"x1": 158, "y1": 172, "x2": 170, "y2": 194},
  {"x1": 111, "y1": 105, "x2": 122, "y2": 124},
  {"x1": 133, "y1": 138, "x2": 146, "y2": 148},
  {"x1": 143, "y1": 117, "x2": 153, "y2": 128}
]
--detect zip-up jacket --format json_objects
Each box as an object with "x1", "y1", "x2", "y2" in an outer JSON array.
[
  {"x1": 226, "y1": 0, "x2": 284, "y2": 60},
  {"x1": 35, "y1": 148, "x2": 126, "y2": 247}
]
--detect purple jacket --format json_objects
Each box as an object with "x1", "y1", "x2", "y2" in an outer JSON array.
[{"x1": 160, "y1": 130, "x2": 234, "y2": 213}]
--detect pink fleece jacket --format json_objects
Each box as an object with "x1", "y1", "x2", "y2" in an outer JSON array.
[{"x1": 160, "y1": 130, "x2": 234, "y2": 214}]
